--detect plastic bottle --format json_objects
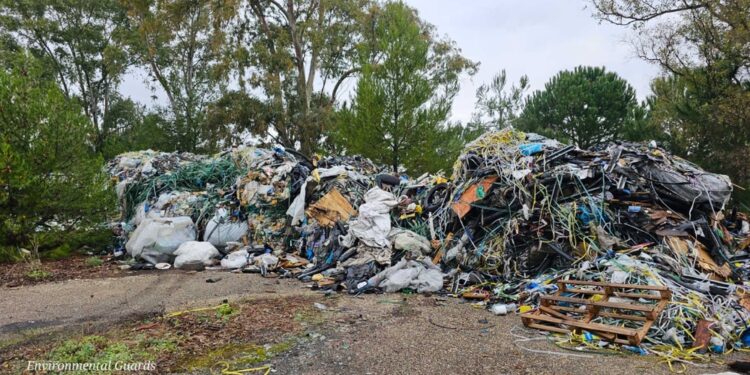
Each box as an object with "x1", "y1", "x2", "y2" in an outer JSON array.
[
  {"x1": 710, "y1": 336, "x2": 725, "y2": 353},
  {"x1": 490, "y1": 303, "x2": 517, "y2": 315}
]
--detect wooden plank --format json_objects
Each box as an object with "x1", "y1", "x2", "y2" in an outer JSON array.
[
  {"x1": 647, "y1": 294, "x2": 671, "y2": 322},
  {"x1": 524, "y1": 278, "x2": 671, "y2": 346},
  {"x1": 559, "y1": 280, "x2": 667, "y2": 291},
  {"x1": 522, "y1": 312, "x2": 638, "y2": 337},
  {"x1": 526, "y1": 322, "x2": 629, "y2": 345},
  {"x1": 550, "y1": 305, "x2": 587, "y2": 314},
  {"x1": 637, "y1": 293, "x2": 670, "y2": 341},
  {"x1": 539, "y1": 305, "x2": 571, "y2": 320},
  {"x1": 550, "y1": 305, "x2": 647, "y2": 322},
  {"x1": 598, "y1": 311, "x2": 648, "y2": 322},
  {"x1": 541, "y1": 294, "x2": 656, "y2": 313},
  {"x1": 525, "y1": 322, "x2": 570, "y2": 335},
  {"x1": 637, "y1": 318, "x2": 656, "y2": 343},
  {"x1": 564, "y1": 288, "x2": 662, "y2": 300}
]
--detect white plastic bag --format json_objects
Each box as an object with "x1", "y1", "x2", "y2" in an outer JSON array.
[
  {"x1": 173, "y1": 241, "x2": 220, "y2": 269},
  {"x1": 132, "y1": 201, "x2": 162, "y2": 227},
  {"x1": 346, "y1": 187, "x2": 398, "y2": 248},
  {"x1": 126, "y1": 216, "x2": 196, "y2": 258},
  {"x1": 204, "y1": 208, "x2": 248, "y2": 248},
  {"x1": 221, "y1": 250, "x2": 249, "y2": 269},
  {"x1": 373, "y1": 258, "x2": 444, "y2": 293},
  {"x1": 388, "y1": 229, "x2": 431, "y2": 255},
  {"x1": 286, "y1": 180, "x2": 308, "y2": 225}
]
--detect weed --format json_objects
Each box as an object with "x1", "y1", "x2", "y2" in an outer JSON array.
[
  {"x1": 26, "y1": 268, "x2": 52, "y2": 280},
  {"x1": 215, "y1": 303, "x2": 237, "y2": 319},
  {"x1": 45, "y1": 334, "x2": 178, "y2": 374},
  {"x1": 85, "y1": 256, "x2": 103, "y2": 267},
  {"x1": 180, "y1": 339, "x2": 296, "y2": 371}
]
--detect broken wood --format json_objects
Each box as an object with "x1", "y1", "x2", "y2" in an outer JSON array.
[{"x1": 521, "y1": 279, "x2": 671, "y2": 346}]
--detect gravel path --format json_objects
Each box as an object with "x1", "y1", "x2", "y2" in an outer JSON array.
[{"x1": 270, "y1": 294, "x2": 737, "y2": 375}]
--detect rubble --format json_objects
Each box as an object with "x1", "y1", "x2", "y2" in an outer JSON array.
[{"x1": 107, "y1": 128, "x2": 750, "y2": 365}]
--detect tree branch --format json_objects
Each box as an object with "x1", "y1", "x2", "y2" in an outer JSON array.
[
  {"x1": 593, "y1": 1, "x2": 707, "y2": 26},
  {"x1": 329, "y1": 67, "x2": 361, "y2": 105}
]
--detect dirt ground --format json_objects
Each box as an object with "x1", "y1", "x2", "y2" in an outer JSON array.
[
  {"x1": 0, "y1": 256, "x2": 125, "y2": 288},
  {"x1": 0, "y1": 270, "x2": 744, "y2": 375}
]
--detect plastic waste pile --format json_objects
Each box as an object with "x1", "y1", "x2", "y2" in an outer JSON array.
[
  {"x1": 428, "y1": 128, "x2": 750, "y2": 364},
  {"x1": 107, "y1": 128, "x2": 750, "y2": 365}
]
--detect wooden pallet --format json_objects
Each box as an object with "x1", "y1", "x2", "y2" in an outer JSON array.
[{"x1": 520, "y1": 279, "x2": 671, "y2": 345}]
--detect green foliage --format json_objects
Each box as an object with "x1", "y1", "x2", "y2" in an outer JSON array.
[
  {"x1": 85, "y1": 256, "x2": 103, "y2": 267},
  {"x1": 26, "y1": 268, "x2": 52, "y2": 280},
  {"x1": 470, "y1": 70, "x2": 529, "y2": 131},
  {"x1": 618, "y1": 98, "x2": 664, "y2": 143},
  {"x1": 0, "y1": 56, "x2": 115, "y2": 257},
  {"x1": 205, "y1": 91, "x2": 272, "y2": 151},
  {"x1": 336, "y1": 1, "x2": 477, "y2": 173},
  {"x1": 238, "y1": 0, "x2": 372, "y2": 154},
  {"x1": 519, "y1": 66, "x2": 638, "y2": 149},
  {"x1": 593, "y1": 0, "x2": 750, "y2": 202},
  {"x1": 215, "y1": 303, "x2": 237, "y2": 319},
  {"x1": 0, "y1": 0, "x2": 132, "y2": 152},
  {"x1": 100, "y1": 99, "x2": 174, "y2": 160},
  {"x1": 47, "y1": 334, "x2": 175, "y2": 374},
  {"x1": 122, "y1": 0, "x2": 237, "y2": 153},
  {"x1": 40, "y1": 227, "x2": 113, "y2": 260}
]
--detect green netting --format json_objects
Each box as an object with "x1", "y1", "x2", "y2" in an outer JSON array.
[{"x1": 123, "y1": 155, "x2": 243, "y2": 220}]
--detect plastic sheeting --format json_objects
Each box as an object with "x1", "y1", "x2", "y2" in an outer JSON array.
[
  {"x1": 173, "y1": 241, "x2": 220, "y2": 269},
  {"x1": 388, "y1": 228, "x2": 432, "y2": 256},
  {"x1": 642, "y1": 158, "x2": 732, "y2": 209},
  {"x1": 370, "y1": 258, "x2": 444, "y2": 293},
  {"x1": 125, "y1": 216, "x2": 196, "y2": 258},
  {"x1": 220, "y1": 249, "x2": 249, "y2": 269},
  {"x1": 344, "y1": 187, "x2": 398, "y2": 248},
  {"x1": 204, "y1": 208, "x2": 248, "y2": 248}
]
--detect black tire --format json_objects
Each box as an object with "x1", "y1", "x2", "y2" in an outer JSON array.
[
  {"x1": 375, "y1": 174, "x2": 400, "y2": 189},
  {"x1": 423, "y1": 183, "x2": 450, "y2": 213}
]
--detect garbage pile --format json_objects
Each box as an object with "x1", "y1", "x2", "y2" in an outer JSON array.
[
  {"x1": 107, "y1": 128, "x2": 750, "y2": 364},
  {"x1": 430, "y1": 129, "x2": 750, "y2": 364}
]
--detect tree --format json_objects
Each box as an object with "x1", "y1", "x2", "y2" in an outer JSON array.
[
  {"x1": 647, "y1": 73, "x2": 750, "y2": 184},
  {"x1": 123, "y1": 0, "x2": 238, "y2": 153},
  {"x1": 337, "y1": 1, "x2": 477, "y2": 173},
  {"x1": 234, "y1": 0, "x2": 371, "y2": 154},
  {"x1": 0, "y1": 0, "x2": 131, "y2": 152},
  {"x1": 0, "y1": 55, "x2": 113, "y2": 255},
  {"x1": 518, "y1": 66, "x2": 638, "y2": 149},
  {"x1": 592, "y1": 0, "x2": 750, "y2": 194},
  {"x1": 204, "y1": 91, "x2": 272, "y2": 151},
  {"x1": 469, "y1": 70, "x2": 529, "y2": 131},
  {"x1": 619, "y1": 97, "x2": 662, "y2": 143},
  {"x1": 100, "y1": 98, "x2": 174, "y2": 159}
]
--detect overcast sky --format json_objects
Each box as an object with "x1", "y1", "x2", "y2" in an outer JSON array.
[
  {"x1": 121, "y1": 0, "x2": 662, "y2": 124},
  {"x1": 403, "y1": 0, "x2": 661, "y2": 123}
]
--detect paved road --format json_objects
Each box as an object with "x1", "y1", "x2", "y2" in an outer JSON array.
[{"x1": 0, "y1": 270, "x2": 312, "y2": 345}]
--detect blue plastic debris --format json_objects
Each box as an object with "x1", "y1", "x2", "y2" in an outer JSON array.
[
  {"x1": 519, "y1": 143, "x2": 544, "y2": 156},
  {"x1": 623, "y1": 345, "x2": 647, "y2": 355}
]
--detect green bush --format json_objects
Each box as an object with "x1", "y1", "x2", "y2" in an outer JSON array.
[{"x1": 0, "y1": 55, "x2": 115, "y2": 260}]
